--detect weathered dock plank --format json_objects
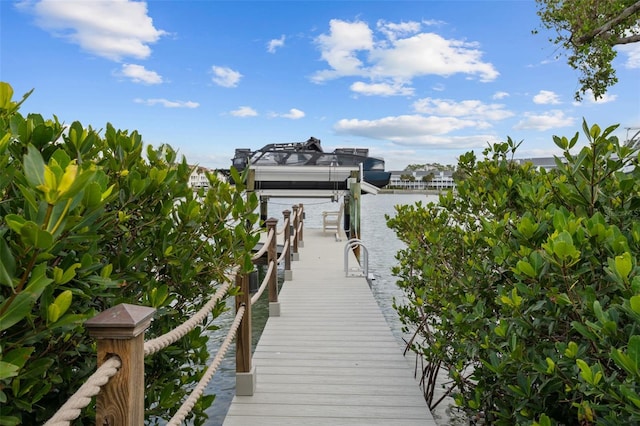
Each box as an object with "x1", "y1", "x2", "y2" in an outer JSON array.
[{"x1": 223, "y1": 229, "x2": 435, "y2": 426}]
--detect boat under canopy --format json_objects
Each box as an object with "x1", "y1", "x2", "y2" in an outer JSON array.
[{"x1": 232, "y1": 137, "x2": 392, "y2": 191}]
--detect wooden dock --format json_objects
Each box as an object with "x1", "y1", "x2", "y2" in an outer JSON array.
[{"x1": 223, "y1": 229, "x2": 436, "y2": 425}]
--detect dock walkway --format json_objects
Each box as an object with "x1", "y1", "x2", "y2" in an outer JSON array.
[{"x1": 223, "y1": 229, "x2": 436, "y2": 425}]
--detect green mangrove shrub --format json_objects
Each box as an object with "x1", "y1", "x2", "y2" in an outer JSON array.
[
  {"x1": 0, "y1": 82, "x2": 259, "y2": 425},
  {"x1": 388, "y1": 121, "x2": 639, "y2": 425}
]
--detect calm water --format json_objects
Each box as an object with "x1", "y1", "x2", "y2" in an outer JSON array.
[{"x1": 202, "y1": 192, "x2": 460, "y2": 425}]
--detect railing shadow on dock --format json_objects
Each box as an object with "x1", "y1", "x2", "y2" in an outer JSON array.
[{"x1": 44, "y1": 204, "x2": 305, "y2": 426}]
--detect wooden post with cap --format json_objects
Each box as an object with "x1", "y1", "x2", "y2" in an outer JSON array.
[
  {"x1": 292, "y1": 205, "x2": 300, "y2": 261},
  {"x1": 85, "y1": 303, "x2": 155, "y2": 426},
  {"x1": 235, "y1": 271, "x2": 255, "y2": 395},
  {"x1": 298, "y1": 203, "x2": 304, "y2": 247},
  {"x1": 282, "y1": 209, "x2": 292, "y2": 281},
  {"x1": 265, "y1": 217, "x2": 280, "y2": 316}
]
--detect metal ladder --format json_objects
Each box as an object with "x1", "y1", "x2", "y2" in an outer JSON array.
[{"x1": 344, "y1": 238, "x2": 372, "y2": 279}]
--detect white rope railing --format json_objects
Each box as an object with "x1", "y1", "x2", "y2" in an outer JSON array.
[
  {"x1": 250, "y1": 260, "x2": 275, "y2": 305},
  {"x1": 166, "y1": 305, "x2": 245, "y2": 426},
  {"x1": 251, "y1": 228, "x2": 274, "y2": 261},
  {"x1": 276, "y1": 217, "x2": 290, "y2": 235},
  {"x1": 277, "y1": 240, "x2": 290, "y2": 263},
  {"x1": 44, "y1": 357, "x2": 122, "y2": 426},
  {"x1": 144, "y1": 280, "x2": 233, "y2": 356}
]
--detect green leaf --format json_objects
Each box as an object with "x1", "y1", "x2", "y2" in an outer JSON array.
[
  {"x1": 619, "y1": 385, "x2": 640, "y2": 409},
  {"x1": 630, "y1": 295, "x2": 640, "y2": 314},
  {"x1": 576, "y1": 359, "x2": 593, "y2": 383},
  {"x1": 0, "y1": 81, "x2": 14, "y2": 110},
  {"x1": 4, "y1": 214, "x2": 26, "y2": 234},
  {"x1": 516, "y1": 260, "x2": 536, "y2": 278},
  {"x1": 2, "y1": 347, "x2": 34, "y2": 371},
  {"x1": 628, "y1": 335, "x2": 640, "y2": 375},
  {"x1": 565, "y1": 341, "x2": 579, "y2": 358},
  {"x1": 23, "y1": 144, "x2": 46, "y2": 189},
  {"x1": 546, "y1": 357, "x2": 555, "y2": 374},
  {"x1": 614, "y1": 252, "x2": 633, "y2": 280},
  {"x1": 0, "y1": 415, "x2": 20, "y2": 426},
  {"x1": 60, "y1": 263, "x2": 81, "y2": 285},
  {"x1": 535, "y1": 414, "x2": 552, "y2": 426},
  {"x1": 0, "y1": 292, "x2": 34, "y2": 331},
  {"x1": 20, "y1": 221, "x2": 53, "y2": 250},
  {"x1": 47, "y1": 303, "x2": 61, "y2": 323},
  {"x1": 0, "y1": 361, "x2": 20, "y2": 380},
  {"x1": 0, "y1": 263, "x2": 53, "y2": 331},
  {"x1": 0, "y1": 238, "x2": 16, "y2": 288},
  {"x1": 53, "y1": 290, "x2": 72, "y2": 317}
]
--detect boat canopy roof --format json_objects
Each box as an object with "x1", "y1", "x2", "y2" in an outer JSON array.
[{"x1": 257, "y1": 137, "x2": 323, "y2": 154}]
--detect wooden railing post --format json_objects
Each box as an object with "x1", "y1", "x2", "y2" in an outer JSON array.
[
  {"x1": 298, "y1": 203, "x2": 304, "y2": 247},
  {"x1": 282, "y1": 209, "x2": 292, "y2": 281},
  {"x1": 292, "y1": 205, "x2": 300, "y2": 261},
  {"x1": 266, "y1": 217, "x2": 280, "y2": 317},
  {"x1": 235, "y1": 272, "x2": 255, "y2": 395},
  {"x1": 85, "y1": 303, "x2": 155, "y2": 426},
  {"x1": 259, "y1": 195, "x2": 268, "y2": 228}
]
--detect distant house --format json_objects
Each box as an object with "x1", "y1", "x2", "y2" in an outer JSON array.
[
  {"x1": 188, "y1": 165, "x2": 212, "y2": 189},
  {"x1": 513, "y1": 157, "x2": 562, "y2": 171},
  {"x1": 388, "y1": 170, "x2": 456, "y2": 190},
  {"x1": 429, "y1": 172, "x2": 455, "y2": 189}
]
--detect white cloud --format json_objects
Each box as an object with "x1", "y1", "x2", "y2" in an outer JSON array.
[
  {"x1": 617, "y1": 33, "x2": 640, "y2": 68},
  {"x1": 575, "y1": 89, "x2": 618, "y2": 105},
  {"x1": 376, "y1": 19, "x2": 421, "y2": 41},
  {"x1": 230, "y1": 106, "x2": 258, "y2": 117},
  {"x1": 335, "y1": 116, "x2": 497, "y2": 149},
  {"x1": 350, "y1": 81, "x2": 414, "y2": 97},
  {"x1": 312, "y1": 19, "x2": 498, "y2": 86},
  {"x1": 211, "y1": 66, "x2": 242, "y2": 88},
  {"x1": 313, "y1": 19, "x2": 374, "y2": 81},
  {"x1": 334, "y1": 114, "x2": 489, "y2": 147},
  {"x1": 120, "y1": 64, "x2": 162, "y2": 84},
  {"x1": 493, "y1": 91, "x2": 510, "y2": 100},
  {"x1": 27, "y1": 0, "x2": 166, "y2": 61},
  {"x1": 270, "y1": 108, "x2": 305, "y2": 119},
  {"x1": 412, "y1": 98, "x2": 514, "y2": 121},
  {"x1": 371, "y1": 33, "x2": 499, "y2": 82},
  {"x1": 514, "y1": 110, "x2": 575, "y2": 131},
  {"x1": 267, "y1": 35, "x2": 286, "y2": 53},
  {"x1": 533, "y1": 90, "x2": 561, "y2": 105},
  {"x1": 134, "y1": 98, "x2": 199, "y2": 108}
]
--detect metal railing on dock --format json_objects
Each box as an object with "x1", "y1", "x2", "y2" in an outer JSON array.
[{"x1": 44, "y1": 204, "x2": 305, "y2": 426}]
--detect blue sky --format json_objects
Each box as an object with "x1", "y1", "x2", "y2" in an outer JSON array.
[{"x1": 2, "y1": 0, "x2": 639, "y2": 171}]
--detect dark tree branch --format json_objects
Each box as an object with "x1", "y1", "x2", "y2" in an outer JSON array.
[
  {"x1": 576, "y1": 1, "x2": 640, "y2": 45},
  {"x1": 614, "y1": 33, "x2": 640, "y2": 44}
]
